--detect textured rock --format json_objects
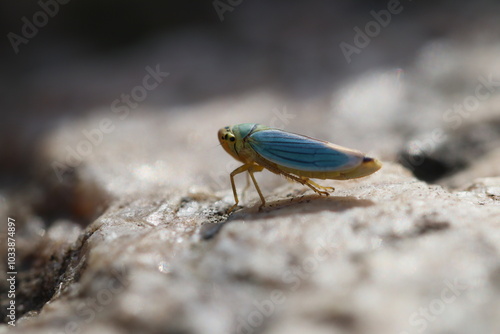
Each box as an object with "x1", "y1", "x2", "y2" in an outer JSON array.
[{"x1": 2, "y1": 103, "x2": 500, "y2": 334}]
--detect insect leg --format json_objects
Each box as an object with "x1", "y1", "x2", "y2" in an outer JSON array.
[
  {"x1": 277, "y1": 171, "x2": 331, "y2": 196},
  {"x1": 300, "y1": 178, "x2": 330, "y2": 196},
  {"x1": 306, "y1": 179, "x2": 335, "y2": 193},
  {"x1": 228, "y1": 164, "x2": 252, "y2": 213},
  {"x1": 247, "y1": 165, "x2": 265, "y2": 210},
  {"x1": 250, "y1": 157, "x2": 331, "y2": 200}
]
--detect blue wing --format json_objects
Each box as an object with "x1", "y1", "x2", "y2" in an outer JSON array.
[{"x1": 247, "y1": 129, "x2": 363, "y2": 172}]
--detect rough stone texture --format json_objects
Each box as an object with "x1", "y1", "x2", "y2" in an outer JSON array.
[
  {"x1": 2, "y1": 2, "x2": 500, "y2": 334},
  {"x1": 2, "y1": 98, "x2": 500, "y2": 334}
]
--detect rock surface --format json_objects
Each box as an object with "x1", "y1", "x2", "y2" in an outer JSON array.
[{"x1": 2, "y1": 99, "x2": 500, "y2": 334}]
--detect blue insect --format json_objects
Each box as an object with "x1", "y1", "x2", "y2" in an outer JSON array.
[{"x1": 218, "y1": 123, "x2": 381, "y2": 212}]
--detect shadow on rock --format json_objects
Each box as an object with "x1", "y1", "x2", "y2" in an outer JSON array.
[{"x1": 200, "y1": 195, "x2": 374, "y2": 239}]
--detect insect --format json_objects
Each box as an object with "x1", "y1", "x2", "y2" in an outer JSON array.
[{"x1": 218, "y1": 123, "x2": 382, "y2": 212}]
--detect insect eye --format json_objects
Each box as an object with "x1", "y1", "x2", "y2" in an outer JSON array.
[
  {"x1": 224, "y1": 134, "x2": 228, "y2": 140},
  {"x1": 229, "y1": 137, "x2": 235, "y2": 142}
]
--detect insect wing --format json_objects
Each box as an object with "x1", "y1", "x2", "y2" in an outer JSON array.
[{"x1": 247, "y1": 129, "x2": 363, "y2": 172}]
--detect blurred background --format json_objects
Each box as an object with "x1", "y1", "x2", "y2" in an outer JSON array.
[{"x1": 2, "y1": 0, "x2": 500, "y2": 327}]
